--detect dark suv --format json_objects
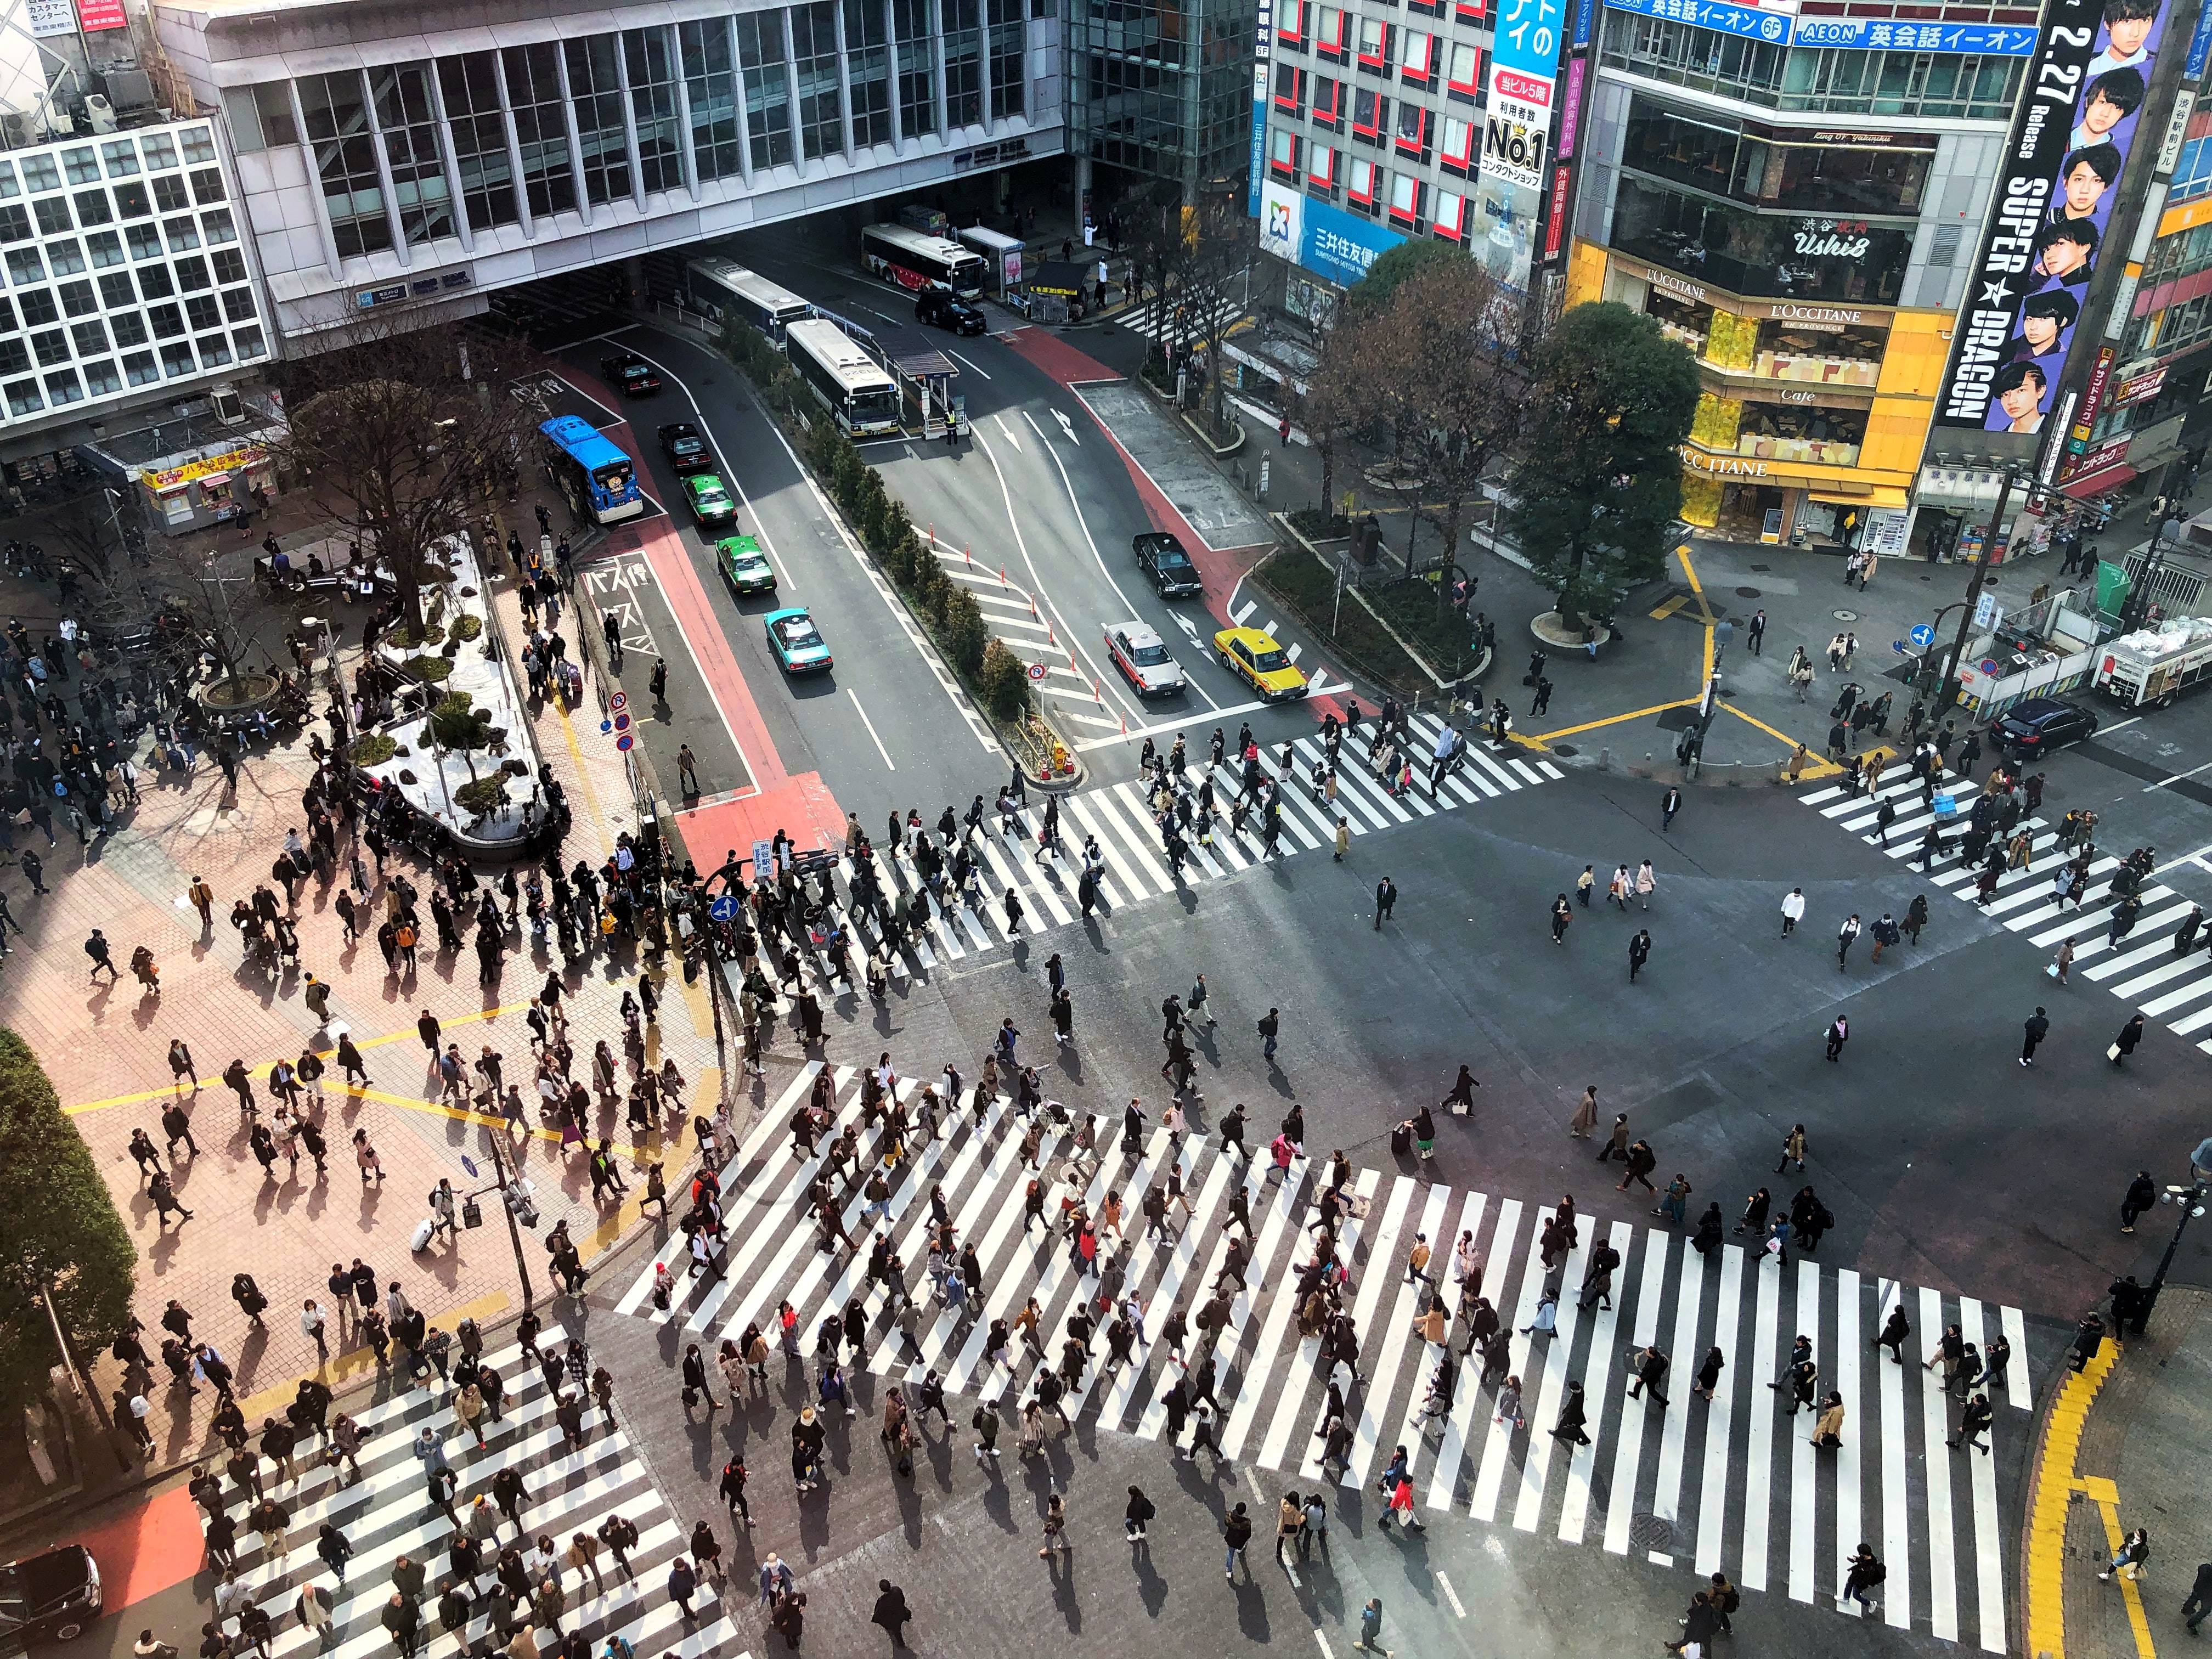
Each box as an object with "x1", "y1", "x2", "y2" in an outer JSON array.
[
  {"x1": 1133, "y1": 532, "x2": 1203, "y2": 598},
  {"x1": 916, "y1": 291, "x2": 986, "y2": 335},
  {"x1": 1994, "y1": 697, "x2": 2098, "y2": 759}
]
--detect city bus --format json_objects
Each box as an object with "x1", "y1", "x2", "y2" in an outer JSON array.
[
  {"x1": 539, "y1": 415, "x2": 645, "y2": 524},
  {"x1": 860, "y1": 223, "x2": 988, "y2": 299},
  {"x1": 686, "y1": 257, "x2": 812, "y2": 347},
  {"x1": 785, "y1": 319, "x2": 902, "y2": 437}
]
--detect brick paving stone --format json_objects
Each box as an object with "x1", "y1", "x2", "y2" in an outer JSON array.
[{"x1": 3, "y1": 499, "x2": 724, "y2": 1470}]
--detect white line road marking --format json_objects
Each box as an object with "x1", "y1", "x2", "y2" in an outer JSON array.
[
  {"x1": 994, "y1": 413, "x2": 1022, "y2": 448},
  {"x1": 1437, "y1": 1572, "x2": 1465, "y2": 1618},
  {"x1": 950, "y1": 349, "x2": 992, "y2": 379},
  {"x1": 849, "y1": 689, "x2": 895, "y2": 770},
  {"x1": 1313, "y1": 1631, "x2": 1334, "y2": 1659},
  {"x1": 1054, "y1": 408, "x2": 1079, "y2": 445},
  {"x1": 2144, "y1": 758, "x2": 2212, "y2": 791}
]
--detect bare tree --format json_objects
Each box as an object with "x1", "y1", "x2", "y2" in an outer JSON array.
[
  {"x1": 269, "y1": 319, "x2": 543, "y2": 635},
  {"x1": 1180, "y1": 198, "x2": 1258, "y2": 439}
]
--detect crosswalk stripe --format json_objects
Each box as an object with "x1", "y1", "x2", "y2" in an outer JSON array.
[{"x1": 608, "y1": 1068, "x2": 2026, "y2": 1647}]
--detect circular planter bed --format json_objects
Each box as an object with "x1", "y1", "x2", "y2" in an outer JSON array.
[
  {"x1": 196, "y1": 671, "x2": 283, "y2": 711},
  {"x1": 351, "y1": 732, "x2": 397, "y2": 765},
  {"x1": 403, "y1": 654, "x2": 453, "y2": 684},
  {"x1": 1532, "y1": 611, "x2": 1619, "y2": 652}
]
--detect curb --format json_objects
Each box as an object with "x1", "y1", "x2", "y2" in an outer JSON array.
[{"x1": 2020, "y1": 1336, "x2": 2120, "y2": 1659}]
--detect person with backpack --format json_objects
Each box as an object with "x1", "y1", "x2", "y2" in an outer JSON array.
[{"x1": 1842, "y1": 1543, "x2": 1886, "y2": 1615}]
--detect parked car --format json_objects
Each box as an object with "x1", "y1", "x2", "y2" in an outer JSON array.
[
  {"x1": 1103, "y1": 620, "x2": 1186, "y2": 698},
  {"x1": 0, "y1": 1544, "x2": 100, "y2": 1644},
  {"x1": 1133, "y1": 532, "x2": 1203, "y2": 598},
  {"x1": 657, "y1": 422, "x2": 713, "y2": 474},
  {"x1": 917, "y1": 291, "x2": 987, "y2": 335},
  {"x1": 599, "y1": 351, "x2": 661, "y2": 397},
  {"x1": 1994, "y1": 696, "x2": 2097, "y2": 759}
]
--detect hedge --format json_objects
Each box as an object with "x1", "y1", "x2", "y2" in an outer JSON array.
[{"x1": 0, "y1": 1030, "x2": 135, "y2": 1408}]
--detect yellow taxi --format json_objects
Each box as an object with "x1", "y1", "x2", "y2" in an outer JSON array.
[{"x1": 1214, "y1": 625, "x2": 1309, "y2": 701}]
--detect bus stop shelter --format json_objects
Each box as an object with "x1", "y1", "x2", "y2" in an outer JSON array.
[
  {"x1": 813, "y1": 307, "x2": 960, "y2": 436},
  {"x1": 1024, "y1": 260, "x2": 1088, "y2": 324}
]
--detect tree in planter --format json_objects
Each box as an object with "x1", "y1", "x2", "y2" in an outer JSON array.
[
  {"x1": 115, "y1": 535, "x2": 284, "y2": 703},
  {"x1": 1179, "y1": 197, "x2": 1259, "y2": 439},
  {"x1": 0, "y1": 1029, "x2": 136, "y2": 1410},
  {"x1": 941, "y1": 586, "x2": 990, "y2": 679},
  {"x1": 1504, "y1": 302, "x2": 1699, "y2": 631},
  {"x1": 1342, "y1": 240, "x2": 1464, "y2": 321},
  {"x1": 272, "y1": 318, "x2": 543, "y2": 638},
  {"x1": 978, "y1": 637, "x2": 1033, "y2": 720}
]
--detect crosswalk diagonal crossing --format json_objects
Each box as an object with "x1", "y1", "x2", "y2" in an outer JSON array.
[
  {"x1": 1798, "y1": 768, "x2": 2212, "y2": 1056},
  {"x1": 1113, "y1": 297, "x2": 1246, "y2": 342},
  {"x1": 762, "y1": 711, "x2": 1564, "y2": 999},
  {"x1": 615, "y1": 1063, "x2": 2026, "y2": 1649},
  {"x1": 188, "y1": 1333, "x2": 752, "y2": 1659}
]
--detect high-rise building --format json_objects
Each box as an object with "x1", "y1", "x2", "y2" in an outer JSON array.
[
  {"x1": 150, "y1": 0, "x2": 1065, "y2": 343},
  {"x1": 1069, "y1": 0, "x2": 1259, "y2": 205}
]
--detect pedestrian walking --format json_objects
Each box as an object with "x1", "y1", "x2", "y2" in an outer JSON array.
[
  {"x1": 2111, "y1": 1013, "x2": 2146, "y2": 1066},
  {"x1": 1374, "y1": 877, "x2": 1396, "y2": 929},
  {"x1": 1824, "y1": 1016, "x2": 1848, "y2": 1062},
  {"x1": 1837, "y1": 913, "x2": 1861, "y2": 968},
  {"x1": 2021, "y1": 1006, "x2": 2050, "y2": 1065}
]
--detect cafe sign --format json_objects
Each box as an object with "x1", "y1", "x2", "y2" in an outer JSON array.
[{"x1": 140, "y1": 443, "x2": 267, "y2": 494}]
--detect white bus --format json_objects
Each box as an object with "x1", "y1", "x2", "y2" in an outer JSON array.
[
  {"x1": 786, "y1": 318, "x2": 902, "y2": 437},
  {"x1": 860, "y1": 223, "x2": 988, "y2": 299},
  {"x1": 687, "y1": 257, "x2": 812, "y2": 346}
]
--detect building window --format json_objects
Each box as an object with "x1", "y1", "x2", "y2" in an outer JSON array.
[
  {"x1": 16, "y1": 290, "x2": 55, "y2": 325},
  {"x1": 1387, "y1": 170, "x2": 1420, "y2": 226},
  {"x1": 123, "y1": 351, "x2": 158, "y2": 386},
  {"x1": 1313, "y1": 76, "x2": 1342, "y2": 122},
  {"x1": 212, "y1": 248, "x2": 246, "y2": 284},
  {"x1": 148, "y1": 303, "x2": 183, "y2": 338},
  {"x1": 81, "y1": 358, "x2": 120, "y2": 397},
  {"x1": 101, "y1": 140, "x2": 141, "y2": 178},
  {"x1": 125, "y1": 224, "x2": 162, "y2": 262},
  {"x1": 1395, "y1": 102, "x2": 1430, "y2": 159},
  {"x1": 988, "y1": 0, "x2": 1024, "y2": 122},
  {"x1": 201, "y1": 208, "x2": 238, "y2": 245},
  {"x1": 1316, "y1": 5, "x2": 1347, "y2": 56},
  {"x1": 185, "y1": 294, "x2": 221, "y2": 331},
  {"x1": 46, "y1": 239, "x2": 84, "y2": 276},
  {"x1": 69, "y1": 319, "x2": 106, "y2": 356},
  {"x1": 179, "y1": 127, "x2": 216, "y2": 164},
  {"x1": 0, "y1": 205, "x2": 25, "y2": 243},
  {"x1": 58, "y1": 279, "x2": 94, "y2": 315},
  {"x1": 251, "y1": 84, "x2": 299, "y2": 146},
  {"x1": 298, "y1": 70, "x2": 393, "y2": 257},
  {"x1": 893, "y1": 0, "x2": 936, "y2": 140},
  {"x1": 196, "y1": 333, "x2": 231, "y2": 367},
  {"x1": 370, "y1": 63, "x2": 456, "y2": 244},
  {"x1": 160, "y1": 341, "x2": 196, "y2": 377},
  {"x1": 1347, "y1": 155, "x2": 1376, "y2": 206},
  {"x1": 151, "y1": 174, "x2": 189, "y2": 214},
  {"x1": 61, "y1": 148, "x2": 100, "y2": 185},
  {"x1": 1454, "y1": 0, "x2": 1484, "y2": 19},
  {"x1": 0, "y1": 162, "x2": 16, "y2": 198},
  {"x1": 31, "y1": 329, "x2": 67, "y2": 366},
  {"x1": 1352, "y1": 87, "x2": 1383, "y2": 140},
  {"x1": 566, "y1": 37, "x2": 633, "y2": 206},
  {"x1": 164, "y1": 217, "x2": 200, "y2": 253},
  {"x1": 18, "y1": 155, "x2": 59, "y2": 193},
  {"x1": 72, "y1": 189, "x2": 111, "y2": 227},
  {"x1": 1279, "y1": 1, "x2": 1308, "y2": 46},
  {"x1": 1448, "y1": 40, "x2": 1480, "y2": 98},
  {"x1": 1357, "y1": 16, "x2": 1392, "y2": 71},
  {"x1": 1270, "y1": 127, "x2": 1301, "y2": 178},
  {"x1": 681, "y1": 19, "x2": 746, "y2": 179},
  {"x1": 1275, "y1": 62, "x2": 1304, "y2": 112},
  {"x1": 5, "y1": 379, "x2": 40, "y2": 415},
  {"x1": 97, "y1": 271, "x2": 132, "y2": 307},
  {"x1": 113, "y1": 180, "x2": 149, "y2": 219},
  {"x1": 33, "y1": 197, "x2": 70, "y2": 237},
  {"x1": 136, "y1": 263, "x2": 172, "y2": 299},
  {"x1": 504, "y1": 43, "x2": 580, "y2": 218},
  {"x1": 86, "y1": 230, "x2": 122, "y2": 267},
  {"x1": 1307, "y1": 142, "x2": 1336, "y2": 190},
  {"x1": 943, "y1": 0, "x2": 983, "y2": 129},
  {"x1": 43, "y1": 367, "x2": 81, "y2": 404},
  {"x1": 1434, "y1": 188, "x2": 1467, "y2": 240},
  {"x1": 792, "y1": 3, "x2": 847, "y2": 160},
  {"x1": 1601, "y1": 14, "x2": 2029, "y2": 120},
  {"x1": 624, "y1": 29, "x2": 685, "y2": 194},
  {"x1": 438, "y1": 54, "x2": 520, "y2": 230},
  {"x1": 0, "y1": 340, "x2": 25, "y2": 375},
  {"x1": 110, "y1": 311, "x2": 147, "y2": 347},
  {"x1": 1400, "y1": 30, "x2": 1436, "y2": 84},
  {"x1": 224, "y1": 286, "x2": 257, "y2": 321},
  {"x1": 849, "y1": 0, "x2": 895, "y2": 144},
  {"x1": 737, "y1": 13, "x2": 795, "y2": 167},
  {"x1": 1442, "y1": 114, "x2": 1474, "y2": 172},
  {"x1": 188, "y1": 166, "x2": 224, "y2": 206},
  {"x1": 4, "y1": 247, "x2": 42, "y2": 284},
  {"x1": 234, "y1": 326, "x2": 267, "y2": 360}
]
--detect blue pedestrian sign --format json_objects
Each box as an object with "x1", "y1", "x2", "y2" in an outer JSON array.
[
  {"x1": 600, "y1": 720, "x2": 612, "y2": 733},
  {"x1": 708, "y1": 894, "x2": 740, "y2": 923},
  {"x1": 1892, "y1": 641, "x2": 1908, "y2": 656},
  {"x1": 460, "y1": 1155, "x2": 480, "y2": 1179},
  {"x1": 1909, "y1": 623, "x2": 1936, "y2": 647}
]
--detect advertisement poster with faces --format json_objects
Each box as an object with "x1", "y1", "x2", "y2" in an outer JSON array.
[{"x1": 1932, "y1": 0, "x2": 2165, "y2": 434}]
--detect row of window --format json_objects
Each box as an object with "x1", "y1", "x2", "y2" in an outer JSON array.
[
  {"x1": 0, "y1": 128, "x2": 222, "y2": 199},
  {"x1": 3, "y1": 326, "x2": 267, "y2": 419},
  {"x1": 1265, "y1": 128, "x2": 1481, "y2": 241},
  {"x1": 0, "y1": 208, "x2": 239, "y2": 291},
  {"x1": 1271, "y1": 92, "x2": 1472, "y2": 171},
  {"x1": 1273, "y1": 65, "x2": 1483, "y2": 159},
  {"x1": 1273, "y1": 7, "x2": 1486, "y2": 91},
  {"x1": 1600, "y1": 13, "x2": 2025, "y2": 121},
  {"x1": 233, "y1": 5, "x2": 1029, "y2": 261}
]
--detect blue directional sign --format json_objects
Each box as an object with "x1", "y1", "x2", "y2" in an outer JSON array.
[
  {"x1": 1603, "y1": 0, "x2": 1792, "y2": 44},
  {"x1": 1909, "y1": 623, "x2": 1936, "y2": 648},
  {"x1": 1789, "y1": 16, "x2": 2036, "y2": 52},
  {"x1": 709, "y1": 895, "x2": 740, "y2": 923}
]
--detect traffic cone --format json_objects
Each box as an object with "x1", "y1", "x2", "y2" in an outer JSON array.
[
  {"x1": 964, "y1": 543, "x2": 972, "y2": 569},
  {"x1": 999, "y1": 563, "x2": 1007, "y2": 586}
]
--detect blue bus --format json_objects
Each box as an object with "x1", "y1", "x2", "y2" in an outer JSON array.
[{"x1": 540, "y1": 415, "x2": 644, "y2": 524}]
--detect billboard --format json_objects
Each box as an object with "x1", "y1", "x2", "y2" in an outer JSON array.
[
  {"x1": 1477, "y1": 0, "x2": 1568, "y2": 290},
  {"x1": 1933, "y1": 0, "x2": 2169, "y2": 433},
  {"x1": 1248, "y1": 0, "x2": 1273, "y2": 216},
  {"x1": 1255, "y1": 188, "x2": 1406, "y2": 289}
]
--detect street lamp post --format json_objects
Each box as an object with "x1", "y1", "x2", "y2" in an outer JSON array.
[
  {"x1": 462, "y1": 1127, "x2": 538, "y2": 1311},
  {"x1": 1936, "y1": 467, "x2": 2028, "y2": 716},
  {"x1": 2138, "y1": 1179, "x2": 2210, "y2": 1334}
]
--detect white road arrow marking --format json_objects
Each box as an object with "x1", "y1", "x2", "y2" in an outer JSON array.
[
  {"x1": 1171, "y1": 613, "x2": 1203, "y2": 643},
  {"x1": 1054, "y1": 409, "x2": 1078, "y2": 445}
]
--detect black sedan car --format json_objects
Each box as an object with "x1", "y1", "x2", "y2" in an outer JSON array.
[
  {"x1": 600, "y1": 351, "x2": 661, "y2": 397},
  {"x1": 916, "y1": 291, "x2": 987, "y2": 335},
  {"x1": 657, "y1": 422, "x2": 713, "y2": 475},
  {"x1": 0, "y1": 1544, "x2": 101, "y2": 1644},
  {"x1": 1994, "y1": 696, "x2": 2098, "y2": 759},
  {"x1": 1133, "y1": 532, "x2": 1203, "y2": 598}
]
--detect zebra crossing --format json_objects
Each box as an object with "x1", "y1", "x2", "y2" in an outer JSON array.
[
  {"x1": 192, "y1": 1338, "x2": 752, "y2": 1659},
  {"x1": 1111, "y1": 296, "x2": 1246, "y2": 343},
  {"x1": 1799, "y1": 768, "x2": 2212, "y2": 1057},
  {"x1": 618, "y1": 1063, "x2": 2027, "y2": 1650},
  {"x1": 780, "y1": 708, "x2": 1562, "y2": 986}
]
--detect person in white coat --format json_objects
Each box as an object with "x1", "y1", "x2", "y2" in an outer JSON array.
[{"x1": 1780, "y1": 888, "x2": 1805, "y2": 938}]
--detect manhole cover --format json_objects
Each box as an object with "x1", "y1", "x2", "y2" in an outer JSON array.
[
  {"x1": 1750, "y1": 563, "x2": 1771, "y2": 572},
  {"x1": 1833, "y1": 609, "x2": 1859, "y2": 622},
  {"x1": 1553, "y1": 743, "x2": 1578, "y2": 757},
  {"x1": 1983, "y1": 575, "x2": 2000, "y2": 586},
  {"x1": 1735, "y1": 586, "x2": 1761, "y2": 598},
  {"x1": 1719, "y1": 687, "x2": 1739, "y2": 698},
  {"x1": 1630, "y1": 1514, "x2": 1675, "y2": 1551}
]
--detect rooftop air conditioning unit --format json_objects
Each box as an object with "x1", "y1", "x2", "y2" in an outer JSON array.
[
  {"x1": 210, "y1": 383, "x2": 245, "y2": 426},
  {"x1": 84, "y1": 95, "x2": 117, "y2": 134}
]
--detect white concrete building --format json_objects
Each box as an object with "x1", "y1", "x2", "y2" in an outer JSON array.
[{"x1": 150, "y1": 0, "x2": 1067, "y2": 341}]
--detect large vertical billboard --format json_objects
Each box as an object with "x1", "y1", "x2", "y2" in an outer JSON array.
[
  {"x1": 1933, "y1": 0, "x2": 2169, "y2": 435},
  {"x1": 1477, "y1": 0, "x2": 1568, "y2": 290},
  {"x1": 1248, "y1": 0, "x2": 1274, "y2": 216}
]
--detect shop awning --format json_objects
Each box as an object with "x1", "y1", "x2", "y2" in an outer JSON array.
[
  {"x1": 2063, "y1": 461, "x2": 2137, "y2": 499},
  {"x1": 197, "y1": 471, "x2": 232, "y2": 487},
  {"x1": 1810, "y1": 485, "x2": 1909, "y2": 509}
]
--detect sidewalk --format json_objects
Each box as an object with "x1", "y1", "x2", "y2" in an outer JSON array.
[
  {"x1": 2024, "y1": 1284, "x2": 2212, "y2": 1659},
  {"x1": 0, "y1": 470, "x2": 721, "y2": 1502}
]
